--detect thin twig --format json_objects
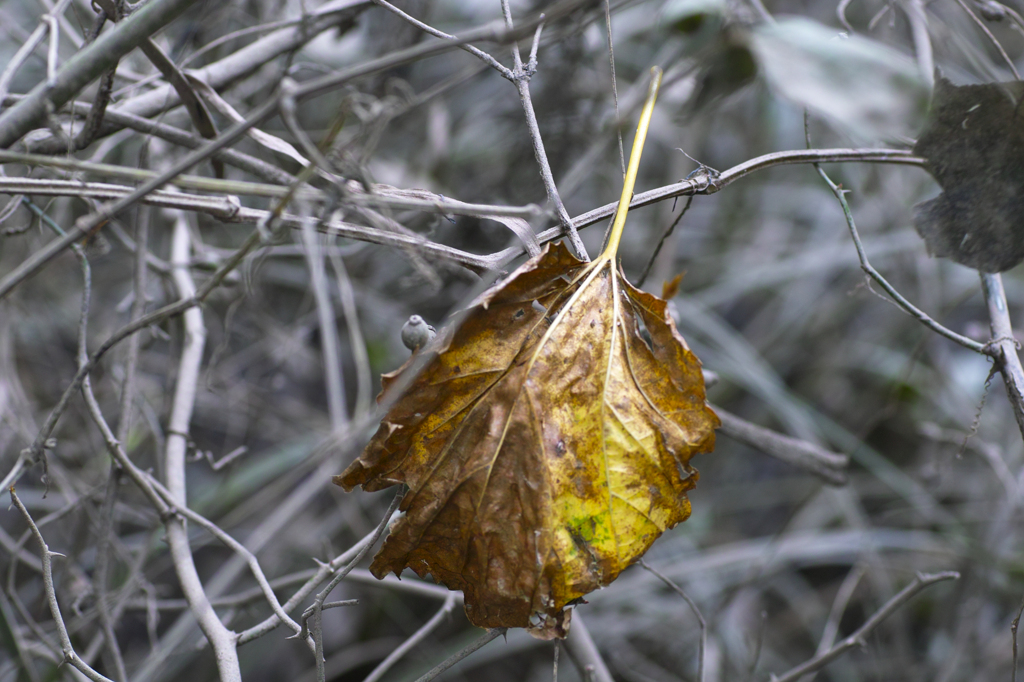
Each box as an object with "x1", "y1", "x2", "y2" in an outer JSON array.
[
  {"x1": 43, "y1": 14, "x2": 59, "y2": 84},
  {"x1": 130, "y1": 567, "x2": 452, "y2": 611},
  {"x1": 93, "y1": 201, "x2": 149, "y2": 682},
  {"x1": 177, "y1": 17, "x2": 302, "y2": 68},
  {"x1": 837, "y1": 0, "x2": 855, "y2": 32},
  {"x1": 0, "y1": 23, "x2": 48, "y2": 110},
  {"x1": 798, "y1": 564, "x2": 866, "y2": 682},
  {"x1": 805, "y1": 117, "x2": 986, "y2": 355},
  {"x1": 0, "y1": 0, "x2": 208, "y2": 147},
  {"x1": 363, "y1": 594, "x2": 458, "y2": 682},
  {"x1": 413, "y1": 628, "x2": 507, "y2": 682},
  {"x1": 30, "y1": 217, "x2": 125, "y2": 682},
  {"x1": 305, "y1": 491, "x2": 403, "y2": 681},
  {"x1": 747, "y1": 0, "x2": 775, "y2": 22},
  {"x1": 69, "y1": 8, "x2": 119, "y2": 151},
  {"x1": 770, "y1": 571, "x2": 959, "y2": 682},
  {"x1": 3, "y1": 98, "x2": 298, "y2": 185},
  {"x1": 713, "y1": 406, "x2": 849, "y2": 484},
  {"x1": 9, "y1": 488, "x2": 116, "y2": 682},
  {"x1": 93, "y1": 469, "x2": 128, "y2": 682},
  {"x1": 143, "y1": 472, "x2": 304, "y2": 640},
  {"x1": 560, "y1": 148, "x2": 924, "y2": 238},
  {"x1": 603, "y1": 0, "x2": 624, "y2": 176},
  {"x1": 301, "y1": 213, "x2": 348, "y2": 429},
  {"x1": 637, "y1": 195, "x2": 692, "y2": 287},
  {"x1": 500, "y1": 0, "x2": 589, "y2": 261},
  {"x1": 1013, "y1": 594, "x2": 1024, "y2": 682},
  {"x1": 528, "y1": 21, "x2": 543, "y2": 71},
  {"x1": 0, "y1": 587, "x2": 41, "y2": 682},
  {"x1": 80, "y1": 351, "x2": 170, "y2": 514},
  {"x1": 236, "y1": 513, "x2": 398, "y2": 645},
  {"x1": 747, "y1": 611, "x2": 768, "y2": 682},
  {"x1": 199, "y1": 446, "x2": 250, "y2": 471},
  {"x1": 954, "y1": 0, "x2": 1021, "y2": 78},
  {"x1": 557, "y1": 48, "x2": 684, "y2": 201},
  {"x1": 0, "y1": 5, "x2": 579, "y2": 299},
  {"x1": 329, "y1": 252, "x2": 372, "y2": 417},
  {"x1": 640, "y1": 560, "x2": 706, "y2": 682},
  {"x1": 904, "y1": 0, "x2": 935, "y2": 86},
  {"x1": 372, "y1": 0, "x2": 514, "y2": 78}
]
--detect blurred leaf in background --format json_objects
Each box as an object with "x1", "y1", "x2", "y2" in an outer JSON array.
[
  {"x1": 749, "y1": 17, "x2": 930, "y2": 142},
  {"x1": 913, "y1": 76, "x2": 1024, "y2": 272}
]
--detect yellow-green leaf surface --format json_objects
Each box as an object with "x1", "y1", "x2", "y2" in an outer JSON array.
[
  {"x1": 336, "y1": 243, "x2": 717, "y2": 635},
  {"x1": 335, "y1": 67, "x2": 718, "y2": 638}
]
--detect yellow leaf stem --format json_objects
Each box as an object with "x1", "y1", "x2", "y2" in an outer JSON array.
[{"x1": 599, "y1": 66, "x2": 663, "y2": 262}]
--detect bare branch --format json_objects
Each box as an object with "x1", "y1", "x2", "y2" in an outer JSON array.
[
  {"x1": 640, "y1": 560, "x2": 706, "y2": 682},
  {"x1": 329, "y1": 253, "x2": 373, "y2": 417},
  {"x1": 141, "y1": 473, "x2": 303, "y2": 639},
  {"x1": 413, "y1": 628, "x2": 507, "y2": 682},
  {"x1": 305, "y1": 491, "x2": 404, "y2": 680},
  {"x1": 0, "y1": 177, "x2": 504, "y2": 272},
  {"x1": 954, "y1": 0, "x2": 1021, "y2": 78},
  {"x1": 904, "y1": 0, "x2": 935, "y2": 86},
  {"x1": 713, "y1": 406, "x2": 849, "y2": 485},
  {"x1": 301, "y1": 213, "x2": 349, "y2": 429},
  {"x1": 0, "y1": 146, "x2": 925, "y2": 301},
  {"x1": 799, "y1": 565, "x2": 866, "y2": 682},
  {"x1": 9, "y1": 488, "x2": 115, "y2": 682},
  {"x1": 236, "y1": 515, "x2": 398, "y2": 645},
  {"x1": 602, "y1": 0, "x2": 625, "y2": 176},
  {"x1": 770, "y1": 572, "x2": 959, "y2": 682},
  {"x1": 0, "y1": 0, "x2": 207, "y2": 147},
  {"x1": 0, "y1": 4, "x2": 582, "y2": 299},
  {"x1": 837, "y1": 0, "x2": 855, "y2": 32},
  {"x1": 372, "y1": 0, "x2": 514, "y2": 78},
  {"x1": 809, "y1": 146, "x2": 986, "y2": 354},
  {"x1": 636, "y1": 195, "x2": 692, "y2": 287},
  {"x1": 562, "y1": 148, "x2": 924, "y2": 236},
  {"x1": 564, "y1": 613, "x2": 615, "y2": 682},
  {"x1": 363, "y1": 594, "x2": 458, "y2": 682},
  {"x1": 163, "y1": 214, "x2": 242, "y2": 682},
  {"x1": 500, "y1": 0, "x2": 589, "y2": 260}
]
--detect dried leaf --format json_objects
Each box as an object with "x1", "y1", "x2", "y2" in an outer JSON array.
[
  {"x1": 662, "y1": 272, "x2": 686, "y2": 300},
  {"x1": 912, "y1": 77, "x2": 1024, "y2": 272},
  {"x1": 336, "y1": 243, "x2": 717, "y2": 636},
  {"x1": 334, "y1": 67, "x2": 718, "y2": 639}
]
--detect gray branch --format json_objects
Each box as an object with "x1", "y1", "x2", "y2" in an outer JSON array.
[
  {"x1": 0, "y1": 0, "x2": 206, "y2": 148},
  {"x1": 713, "y1": 406, "x2": 849, "y2": 485},
  {"x1": 770, "y1": 572, "x2": 959, "y2": 682},
  {"x1": 980, "y1": 274, "x2": 1024, "y2": 442},
  {"x1": 9, "y1": 488, "x2": 116, "y2": 682},
  {"x1": 164, "y1": 214, "x2": 242, "y2": 682}
]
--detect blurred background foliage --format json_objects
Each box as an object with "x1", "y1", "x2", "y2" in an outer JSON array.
[{"x1": 1, "y1": 0, "x2": 1023, "y2": 680}]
